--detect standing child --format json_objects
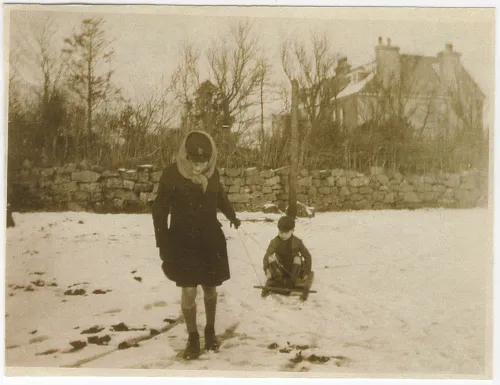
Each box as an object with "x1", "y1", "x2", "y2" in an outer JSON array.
[{"x1": 262, "y1": 215, "x2": 312, "y2": 288}]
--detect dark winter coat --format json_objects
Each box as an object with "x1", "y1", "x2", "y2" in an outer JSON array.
[
  {"x1": 263, "y1": 235, "x2": 312, "y2": 276},
  {"x1": 152, "y1": 163, "x2": 237, "y2": 287}
]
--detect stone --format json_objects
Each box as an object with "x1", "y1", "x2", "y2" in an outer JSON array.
[
  {"x1": 124, "y1": 170, "x2": 137, "y2": 181},
  {"x1": 246, "y1": 176, "x2": 265, "y2": 186},
  {"x1": 73, "y1": 191, "x2": 90, "y2": 202},
  {"x1": 375, "y1": 174, "x2": 389, "y2": 185},
  {"x1": 318, "y1": 187, "x2": 331, "y2": 195},
  {"x1": 354, "y1": 200, "x2": 371, "y2": 210},
  {"x1": 228, "y1": 193, "x2": 250, "y2": 203},
  {"x1": 336, "y1": 177, "x2": 347, "y2": 187},
  {"x1": 114, "y1": 189, "x2": 138, "y2": 201},
  {"x1": 112, "y1": 198, "x2": 124, "y2": 210},
  {"x1": 265, "y1": 176, "x2": 281, "y2": 186},
  {"x1": 63, "y1": 163, "x2": 78, "y2": 173},
  {"x1": 331, "y1": 169, "x2": 344, "y2": 177},
  {"x1": 90, "y1": 191, "x2": 103, "y2": 202},
  {"x1": 422, "y1": 192, "x2": 439, "y2": 202},
  {"x1": 311, "y1": 170, "x2": 321, "y2": 178},
  {"x1": 41, "y1": 168, "x2": 55, "y2": 178},
  {"x1": 312, "y1": 179, "x2": 322, "y2": 187},
  {"x1": 102, "y1": 170, "x2": 120, "y2": 178},
  {"x1": 106, "y1": 178, "x2": 123, "y2": 189},
  {"x1": 140, "y1": 192, "x2": 152, "y2": 204},
  {"x1": 297, "y1": 176, "x2": 312, "y2": 187},
  {"x1": 399, "y1": 182, "x2": 414, "y2": 192},
  {"x1": 359, "y1": 186, "x2": 372, "y2": 195},
  {"x1": 308, "y1": 186, "x2": 318, "y2": 197},
  {"x1": 344, "y1": 170, "x2": 357, "y2": 178},
  {"x1": 259, "y1": 170, "x2": 273, "y2": 178},
  {"x1": 319, "y1": 170, "x2": 331, "y2": 178},
  {"x1": 39, "y1": 179, "x2": 54, "y2": 188},
  {"x1": 137, "y1": 171, "x2": 149, "y2": 183},
  {"x1": 263, "y1": 192, "x2": 277, "y2": 202},
  {"x1": 150, "y1": 171, "x2": 163, "y2": 183},
  {"x1": 72, "y1": 171, "x2": 100, "y2": 183},
  {"x1": 404, "y1": 191, "x2": 421, "y2": 203},
  {"x1": 432, "y1": 184, "x2": 446, "y2": 193},
  {"x1": 54, "y1": 174, "x2": 71, "y2": 184},
  {"x1": 326, "y1": 177, "x2": 335, "y2": 186},
  {"x1": 134, "y1": 183, "x2": 154, "y2": 193},
  {"x1": 349, "y1": 177, "x2": 368, "y2": 188},
  {"x1": 229, "y1": 185, "x2": 240, "y2": 193},
  {"x1": 78, "y1": 159, "x2": 90, "y2": 170},
  {"x1": 406, "y1": 174, "x2": 422, "y2": 186},
  {"x1": 423, "y1": 175, "x2": 437, "y2": 184},
  {"x1": 373, "y1": 191, "x2": 385, "y2": 202},
  {"x1": 79, "y1": 183, "x2": 102, "y2": 193},
  {"x1": 339, "y1": 186, "x2": 350, "y2": 196},
  {"x1": 343, "y1": 201, "x2": 354, "y2": 210},
  {"x1": 67, "y1": 202, "x2": 86, "y2": 212},
  {"x1": 460, "y1": 178, "x2": 477, "y2": 190},
  {"x1": 299, "y1": 169, "x2": 309, "y2": 177},
  {"x1": 124, "y1": 180, "x2": 135, "y2": 190},
  {"x1": 226, "y1": 168, "x2": 242, "y2": 178},
  {"x1": 350, "y1": 194, "x2": 362, "y2": 202},
  {"x1": 53, "y1": 182, "x2": 78, "y2": 194},
  {"x1": 262, "y1": 186, "x2": 273, "y2": 194},
  {"x1": 244, "y1": 167, "x2": 259, "y2": 177},
  {"x1": 384, "y1": 192, "x2": 395, "y2": 203},
  {"x1": 232, "y1": 178, "x2": 245, "y2": 186},
  {"x1": 370, "y1": 166, "x2": 385, "y2": 175},
  {"x1": 444, "y1": 174, "x2": 460, "y2": 188}
]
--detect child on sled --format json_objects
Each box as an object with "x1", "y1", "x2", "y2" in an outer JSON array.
[{"x1": 263, "y1": 215, "x2": 312, "y2": 288}]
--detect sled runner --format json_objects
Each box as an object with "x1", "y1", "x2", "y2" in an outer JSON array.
[{"x1": 254, "y1": 271, "x2": 316, "y2": 301}]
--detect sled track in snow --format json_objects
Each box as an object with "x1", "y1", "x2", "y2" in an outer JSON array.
[{"x1": 63, "y1": 316, "x2": 184, "y2": 368}]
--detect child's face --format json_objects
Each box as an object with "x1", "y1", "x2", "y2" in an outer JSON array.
[{"x1": 278, "y1": 229, "x2": 293, "y2": 240}]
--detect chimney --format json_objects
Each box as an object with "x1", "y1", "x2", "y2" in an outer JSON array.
[
  {"x1": 374, "y1": 37, "x2": 401, "y2": 89},
  {"x1": 378, "y1": 36, "x2": 383, "y2": 45},
  {"x1": 335, "y1": 57, "x2": 350, "y2": 77},
  {"x1": 438, "y1": 42, "x2": 462, "y2": 93}
]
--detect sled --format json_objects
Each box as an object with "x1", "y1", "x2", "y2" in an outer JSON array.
[{"x1": 254, "y1": 271, "x2": 316, "y2": 301}]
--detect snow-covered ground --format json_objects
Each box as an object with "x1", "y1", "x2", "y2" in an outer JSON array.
[{"x1": 4, "y1": 209, "x2": 493, "y2": 378}]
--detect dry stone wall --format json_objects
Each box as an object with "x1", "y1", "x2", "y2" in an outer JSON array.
[{"x1": 10, "y1": 163, "x2": 488, "y2": 213}]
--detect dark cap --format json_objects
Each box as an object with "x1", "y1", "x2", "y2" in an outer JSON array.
[
  {"x1": 277, "y1": 215, "x2": 295, "y2": 231},
  {"x1": 185, "y1": 132, "x2": 212, "y2": 162}
]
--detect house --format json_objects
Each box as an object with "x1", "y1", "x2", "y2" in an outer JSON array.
[{"x1": 332, "y1": 37, "x2": 485, "y2": 138}]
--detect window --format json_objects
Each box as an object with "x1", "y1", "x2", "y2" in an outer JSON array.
[
  {"x1": 332, "y1": 109, "x2": 337, "y2": 121},
  {"x1": 340, "y1": 107, "x2": 344, "y2": 124}
]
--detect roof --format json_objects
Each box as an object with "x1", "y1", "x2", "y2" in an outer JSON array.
[{"x1": 336, "y1": 72, "x2": 375, "y2": 99}]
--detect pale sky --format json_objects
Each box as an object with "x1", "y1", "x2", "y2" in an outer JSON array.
[{"x1": 7, "y1": 6, "x2": 496, "y2": 128}]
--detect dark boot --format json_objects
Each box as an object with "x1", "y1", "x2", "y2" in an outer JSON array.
[
  {"x1": 183, "y1": 332, "x2": 200, "y2": 360},
  {"x1": 289, "y1": 263, "x2": 300, "y2": 286},
  {"x1": 204, "y1": 325, "x2": 220, "y2": 352}
]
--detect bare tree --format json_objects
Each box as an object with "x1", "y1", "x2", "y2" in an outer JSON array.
[
  {"x1": 171, "y1": 39, "x2": 201, "y2": 135},
  {"x1": 281, "y1": 31, "x2": 341, "y2": 167},
  {"x1": 206, "y1": 19, "x2": 265, "y2": 159},
  {"x1": 62, "y1": 18, "x2": 118, "y2": 159}
]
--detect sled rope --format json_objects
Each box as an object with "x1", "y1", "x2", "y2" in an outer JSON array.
[
  {"x1": 235, "y1": 229, "x2": 264, "y2": 286},
  {"x1": 239, "y1": 227, "x2": 294, "y2": 277}
]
